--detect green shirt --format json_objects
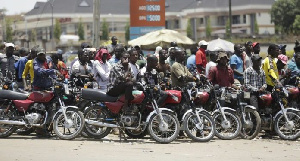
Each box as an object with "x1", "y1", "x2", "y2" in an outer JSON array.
[{"x1": 171, "y1": 62, "x2": 193, "y2": 88}]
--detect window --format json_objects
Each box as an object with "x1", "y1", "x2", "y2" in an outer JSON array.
[
  {"x1": 232, "y1": 15, "x2": 240, "y2": 24},
  {"x1": 174, "y1": 19, "x2": 180, "y2": 29},
  {"x1": 217, "y1": 16, "x2": 227, "y2": 25},
  {"x1": 243, "y1": 15, "x2": 246, "y2": 24},
  {"x1": 165, "y1": 20, "x2": 169, "y2": 29},
  {"x1": 199, "y1": 18, "x2": 204, "y2": 25}
]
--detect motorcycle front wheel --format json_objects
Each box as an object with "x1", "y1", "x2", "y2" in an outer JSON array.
[
  {"x1": 83, "y1": 106, "x2": 112, "y2": 139},
  {"x1": 53, "y1": 109, "x2": 85, "y2": 140},
  {"x1": 148, "y1": 111, "x2": 180, "y2": 144},
  {"x1": 213, "y1": 110, "x2": 242, "y2": 140},
  {"x1": 274, "y1": 111, "x2": 300, "y2": 140},
  {"x1": 240, "y1": 109, "x2": 261, "y2": 140},
  {"x1": 0, "y1": 108, "x2": 17, "y2": 138}
]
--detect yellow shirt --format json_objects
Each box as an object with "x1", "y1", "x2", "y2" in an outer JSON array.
[
  {"x1": 263, "y1": 56, "x2": 278, "y2": 86},
  {"x1": 22, "y1": 60, "x2": 34, "y2": 83}
]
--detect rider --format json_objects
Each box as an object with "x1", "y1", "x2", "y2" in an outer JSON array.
[
  {"x1": 157, "y1": 48, "x2": 171, "y2": 74},
  {"x1": 52, "y1": 53, "x2": 69, "y2": 79},
  {"x1": 22, "y1": 47, "x2": 38, "y2": 91},
  {"x1": 0, "y1": 43, "x2": 17, "y2": 80},
  {"x1": 286, "y1": 52, "x2": 300, "y2": 85}
]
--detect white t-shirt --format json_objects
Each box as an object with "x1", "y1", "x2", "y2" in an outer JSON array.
[
  {"x1": 71, "y1": 60, "x2": 92, "y2": 76},
  {"x1": 205, "y1": 61, "x2": 217, "y2": 77},
  {"x1": 129, "y1": 62, "x2": 139, "y2": 80},
  {"x1": 93, "y1": 60, "x2": 111, "y2": 92}
]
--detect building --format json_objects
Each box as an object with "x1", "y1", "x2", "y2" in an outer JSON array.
[{"x1": 10, "y1": 0, "x2": 275, "y2": 50}]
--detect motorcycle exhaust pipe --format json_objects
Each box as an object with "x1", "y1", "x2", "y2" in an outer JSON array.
[
  {"x1": 0, "y1": 120, "x2": 26, "y2": 126},
  {"x1": 85, "y1": 120, "x2": 119, "y2": 128}
]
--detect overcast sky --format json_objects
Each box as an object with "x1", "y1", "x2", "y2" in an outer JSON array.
[{"x1": 1, "y1": 0, "x2": 47, "y2": 15}]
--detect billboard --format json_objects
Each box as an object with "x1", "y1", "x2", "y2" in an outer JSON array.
[{"x1": 130, "y1": 0, "x2": 165, "y2": 40}]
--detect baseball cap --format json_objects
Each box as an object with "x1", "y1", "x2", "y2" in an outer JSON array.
[
  {"x1": 198, "y1": 40, "x2": 208, "y2": 46},
  {"x1": 81, "y1": 42, "x2": 91, "y2": 49},
  {"x1": 278, "y1": 44, "x2": 287, "y2": 50},
  {"x1": 245, "y1": 41, "x2": 253, "y2": 46},
  {"x1": 252, "y1": 42, "x2": 259, "y2": 48},
  {"x1": 216, "y1": 52, "x2": 229, "y2": 62},
  {"x1": 278, "y1": 54, "x2": 288, "y2": 65},
  {"x1": 5, "y1": 43, "x2": 15, "y2": 48},
  {"x1": 37, "y1": 48, "x2": 46, "y2": 55},
  {"x1": 251, "y1": 54, "x2": 262, "y2": 62}
]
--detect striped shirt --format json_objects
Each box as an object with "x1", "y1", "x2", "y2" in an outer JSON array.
[{"x1": 244, "y1": 67, "x2": 266, "y2": 91}]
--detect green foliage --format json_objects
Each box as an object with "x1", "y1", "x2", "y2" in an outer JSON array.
[
  {"x1": 293, "y1": 15, "x2": 300, "y2": 35},
  {"x1": 186, "y1": 19, "x2": 192, "y2": 39},
  {"x1": 205, "y1": 17, "x2": 212, "y2": 38},
  {"x1": 54, "y1": 19, "x2": 61, "y2": 40},
  {"x1": 254, "y1": 18, "x2": 259, "y2": 35},
  {"x1": 225, "y1": 19, "x2": 230, "y2": 39},
  {"x1": 78, "y1": 18, "x2": 84, "y2": 41},
  {"x1": 5, "y1": 19, "x2": 13, "y2": 42},
  {"x1": 270, "y1": 0, "x2": 297, "y2": 34},
  {"x1": 125, "y1": 21, "x2": 130, "y2": 41},
  {"x1": 30, "y1": 29, "x2": 36, "y2": 42},
  {"x1": 101, "y1": 18, "x2": 109, "y2": 40}
]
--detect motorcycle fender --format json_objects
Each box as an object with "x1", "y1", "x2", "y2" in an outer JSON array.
[
  {"x1": 274, "y1": 108, "x2": 300, "y2": 120},
  {"x1": 52, "y1": 106, "x2": 79, "y2": 121},
  {"x1": 146, "y1": 108, "x2": 176, "y2": 123},
  {"x1": 244, "y1": 105, "x2": 257, "y2": 111},
  {"x1": 181, "y1": 108, "x2": 211, "y2": 121},
  {"x1": 213, "y1": 107, "x2": 236, "y2": 115}
]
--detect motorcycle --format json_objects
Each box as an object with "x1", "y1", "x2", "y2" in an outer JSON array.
[
  {"x1": 253, "y1": 84, "x2": 300, "y2": 140},
  {"x1": 0, "y1": 79, "x2": 85, "y2": 140},
  {"x1": 81, "y1": 83, "x2": 180, "y2": 143},
  {"x1": 284, "y1": 76, "x2": 299, "y2": 109}
]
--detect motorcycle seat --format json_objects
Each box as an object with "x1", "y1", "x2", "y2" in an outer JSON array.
[
  {"x1": 0, "y1": 90, "x2": 29, "y2": 100},
  {"x1": 81, "y1": 89, "x2": 118, "y2": 102}
]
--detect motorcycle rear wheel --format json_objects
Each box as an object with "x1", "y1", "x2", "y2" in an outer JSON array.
[
  {"x1": 240, "y1": 109, "x2": 261, "y2": 140},
  {"x1": 274, "y1": 111, "x2": 300, "y2": 140},
  {"x1": 125, "y1": 127, "x2": 148, "y2": 139},
  {"x1": 83, "y1": 106, "x2": 112, "y2": 139},
  {"x1": 0, "y1": 109, "x2": 17, "y2": 138},
  {"x1": 213, "y1": 110, "x2": 242, "y2": 140},
  {"x1": 148, "y1": 111, "x2": 180, "y2": 144},
  {"x1": 183, "y1": 111, "x2": 215, "y2": 142},
  {"x1": 53, "y1": 109, "x2": 85, "y2": 140}
]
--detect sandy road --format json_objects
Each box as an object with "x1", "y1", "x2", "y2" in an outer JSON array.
[{"x1": 0, "y1": 134, "x2": 299, "y2": 161}]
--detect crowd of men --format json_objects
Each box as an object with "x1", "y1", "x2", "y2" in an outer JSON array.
[{"x1": 0, "y1": 37, "x2": 300, "y2": 114}]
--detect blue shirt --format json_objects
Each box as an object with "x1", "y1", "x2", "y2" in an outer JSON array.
[
  {"x1": 14, "y1": 56, "x2": 28, "y2": 81},
  {"x1": 108, "y1": 55, "x2": 120, "y2": 66},
  {"x1": 230, "y1": 54, "x2": 244, "y2": 79},
  {"x1": 186, "y1": 55, "x2": 196, "y2": 70},
  {"x1": 287, "y1": 58, "x2": 300, "y2": 77},
  {"x1": 32, "y1": 58, "x2": 56, "y2": 89}
]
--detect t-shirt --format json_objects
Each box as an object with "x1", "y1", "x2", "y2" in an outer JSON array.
[
  {"x1": 230, "y1": 54, "x2": 244, "y2": 79},
  {"x1": 195, "y1": 48, "x2": 207, "y2": 73},
  {"x1": 208, "y1": 65, "x2": 234, "y2": 87},
  {"x1": 263, "y1": 56, "x2": 278, "y2": 86},
  {"x1": 129, "y1": 62, "x2": 139, "y2": 80}
]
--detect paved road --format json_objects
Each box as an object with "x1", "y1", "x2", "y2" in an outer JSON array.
[{"x1": 0, "y1": 134, "x2": 299, "y2": 161}]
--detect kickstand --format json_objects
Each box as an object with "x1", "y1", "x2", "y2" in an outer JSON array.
[{"x1": 118, "y1": 127, "x2": 127, "y2": 142}]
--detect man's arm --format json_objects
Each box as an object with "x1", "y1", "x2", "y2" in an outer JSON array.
[{"x1": 33, "y1": 62, "x2": 55, "y2": 77}]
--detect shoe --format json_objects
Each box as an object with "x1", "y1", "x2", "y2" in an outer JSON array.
[{"x1": 36, "y1": 128, "x2": 51, "y2": 138}]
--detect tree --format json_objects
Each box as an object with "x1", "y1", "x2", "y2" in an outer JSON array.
[
  {"x1": 5, "y1": 19, "x2": 13, "y2": 42},
  {"x1": 125, "y1": 21, "x2": 130, "y2": 41},
  {"x1": 54, "y1": 19, "x2": 61, "y2": 40},
  {"x1": 78, "y1": 18, "x2": 84, "y2": 40},
  {"x1": 30, "y1": 29, "x2": 37, "y2": 42},
  {"x1": 293, "y1": 15, "x2": 300, "y2": 35},
  {"x1": 254, "y1": 18, "x2": 259, "y2": 35},
  {"x1": 101, "y1": 18, "x2": 109, "y2": 40},
  {"x1": 225, "y1": 19, "x2": 230, "y2": 39},
  {"x1": 270, "y1": 0, "x2": 296, "y2": 34},
  {"x1": 205, "y1": 17, "x2": 212, "y2": 39},
  {"x1": 186, "y1": 19, "x2": 192, "y2": 39}
]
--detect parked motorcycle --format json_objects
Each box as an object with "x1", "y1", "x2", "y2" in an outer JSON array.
[
  {"x1": 0, "y1": 79, "x2": 85, "y2": 140},
  {"x1": 82, "y1": 83, "x2": 180, "y2": 143}
]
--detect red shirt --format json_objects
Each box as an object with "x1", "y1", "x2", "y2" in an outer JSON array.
[
  {"x1": 208, "y1": 65, "x2": 234, "y2": 87},
  {"x1": 195, "y1": 48, "x2": 207, "y2": 73}
]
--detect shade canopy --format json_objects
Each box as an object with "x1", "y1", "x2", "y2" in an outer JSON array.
[{"x1": 207, "y1": 38, "x2": 235, "y2": 53}]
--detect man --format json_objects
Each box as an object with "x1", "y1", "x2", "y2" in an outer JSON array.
[
  {"x1": 186, "y1": 46, "x2": 197, "y2": 70},
  {"x1": 286, "y1": 52, "x2": 300, "y2": 85},
  {"x1": 263, "y1": 44, "x2": 280, "y2": 92},
  {"x1": 253, "y1": 42, "x2": 260, "y2": 55},
  {"x1": 134, "y1": 45, "x2": 146, "y2": 68},
  {"x1": 107, "y1": 36, "x2": 118, "y2": 57},
  {"x1": 14, "y1": 47, "x2": 29, "y2": 88},
  {"x1": 244, "y1": 41, "x2": 253, "y2": 69},
  {"x1": 108, "y1": 44, "x2": 124, "y2": 65},
  {"x1": 157, "y1": 48, "x2": 170, "y2": 74},
  {"x1": 209, "y1": 52, "x2": 234, "y2": 87},
  {"x1": 170, "y1": 41, "x2": 178, "y2": 48},
  {"x1": 0, "y1": 43, "x2": 17, "y2": 80},
  {"x1": 171, "y1": 47, "x2": 194, "y2": 88},
  {"x1": 22, "y1": 47, "x2": 38, "y2": 91},
  {"x1": 195, "y1": 40, "x2": 208, "y2": 74},
  {"x1": 277, "y1": 54, "x2": 288, "y2": 77},
  {"x1": 107, "y1": 52, "x2": 134, "y2": 112},
  {"x1": 166, "y1": 47, "x2": 176, "y2": 67},
  {"x1": 32, "y1": 49, "x2": 57, "y2": 90},
  {"x1": 128, "y1": 48, "x2": 139, "y2": 80},
  {"x1": 205, "y1": 52, "x2": 217, "y2": 77},
  {"x1": 230, "y1": 44, "x2": 244, "y2": 84},
  {"x1": 52, "y1": 53, "x2": 69, "y2": 79},
  {"x1": 244, "y1": 55, "x2": 266, "y2": 108},
  {"x1": 279, "y1": 45, "x2": 287, "y2": 55}
]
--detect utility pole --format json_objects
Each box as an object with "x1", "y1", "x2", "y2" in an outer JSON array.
[
  {"x1": 93, "y1": 0, "x2": 101, "y2": 47},
  {"x1": 229, "y1": 0, "x2": 232, "y2": 40},
  {"x1": 50, "y1": 0, "x2": 55, "y2": 50}
]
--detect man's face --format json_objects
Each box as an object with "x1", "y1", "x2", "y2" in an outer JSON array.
[
  {"x1": 245, "y1": 43, "x2": 253, "y2": 52},
  {"x1": 219, "y1": 57, "x2": 228, "y2": 66},
  {"x1": 5, "y1": 47, "x2": 14, "y2": 57},
  {"x1": 235, "y1": 44, "x2": 243, "y2": 56},
  {"x1": 102, "y1": 53, "x2": 108, "y2": 63},
  {"x1": 129, "y1": 51, "x2": 138, "y2": 64},
  {"x1": 159, "y1": 49, "x2": 169, "y2": 61},
  {"x1": 148, "y1": 59, "x2": 158, "y2": 69},
  {"x1": 37, "y1": 54, "x2": 46, "y2": 62},
  {"x1": 210, "y1": 54, "x2": 217, "y2": 62},
  {"x1": 115, "y1": 47, "x2": 124, "y2": 59},
  {"x1": 175, "y1": 50, "x2": 185, "y2": 61},
  {"x1": 82, "y1": 52, "x2": 89, "y2": 62},
  {"x1": 253, "y1": 45, "x2": 260, "y2": 53},
  {"x1": 121, "y1": 53, "x2": 130, "y2": 66},
  {"x1": 112, "y1": 38, "x2": 118, "y2": 45},
  {"x1": 271, "y1": 46, "x2": 280, "y2": 58},
  {"x1": 252, "y1": 59, "x2": 262, "y2": 68},
  {"x1": 201, "y1": 45, "x2": 208, "y2": 50}
]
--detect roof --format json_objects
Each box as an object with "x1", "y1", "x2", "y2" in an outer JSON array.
[{"x1": 25, "y1": 0, "x2": 275, "y2": 16}]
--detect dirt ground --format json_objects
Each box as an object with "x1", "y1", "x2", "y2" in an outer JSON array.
[{"x1": 0, "y1": 133, "x2": 299, "y2": 161}]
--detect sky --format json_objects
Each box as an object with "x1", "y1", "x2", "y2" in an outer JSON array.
[{"x1": 1, "y1": 0, "x2": 47, "y2": 15}]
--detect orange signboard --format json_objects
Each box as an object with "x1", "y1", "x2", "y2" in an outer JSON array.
[{"x1": 130, "y1": 0, "x2": 165, "y2": 27}]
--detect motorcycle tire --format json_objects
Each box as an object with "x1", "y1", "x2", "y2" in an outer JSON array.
[
  {"x1": 0, "y1": 109, "x2": 17, "y2": 138},
  {"x1": 240, "y1": 109, "x2": 261, "y2": 140},
  {"x1": 53, "y1": 109, "x2": 85, "y2": 140},
  {"x1": 183, "y1": 111, "x2": 215, "y2": 142},
  {"x1": 83, "y1": 106, "x2": 112, "y2": 139},
  {"x1": 16, "y1": 127, "x2": 35, "y2": 135},
  {"x1": 274, "y1": 111, "x2": 300, "y2": 140},
  {"x1": 213, "y1": 110, "x2": 242, "y2": 140},
  {"x1": 148, "y1": 111, "x2": 180, "y2": 144},
  {"x1": 125, "y1": 128, "x2": 148, "y2": 139}
]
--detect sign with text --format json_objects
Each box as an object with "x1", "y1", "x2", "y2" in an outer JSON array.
[{"x1": 130, "y1": 0, "x2": 165, "y2": 40}]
